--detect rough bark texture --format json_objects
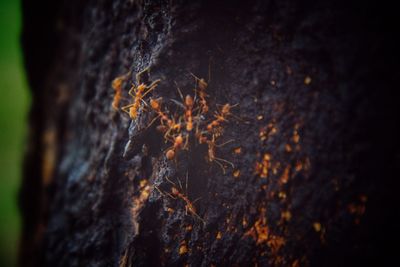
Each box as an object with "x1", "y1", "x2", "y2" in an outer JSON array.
[{"x1": 20, "y1": 1, "x2": 398, "y2": 267}]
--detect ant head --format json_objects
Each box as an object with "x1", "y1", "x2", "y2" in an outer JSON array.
[
  {"x1": 175, "y1": 135, "x2": 184, "y2": 144},
  {"x1": 171, "y1": 187, "x2": 179, "y2": 195},
  {"x1": 185, "y1": 95, "x2": 194, "y2": 107},
  {"x1": 112, "y1": 77, "x2": 123, "y2": 90},
  {"x1": 166, "y1": 149, "x2": 175, "y2": 160},
  {"x1": 137, "y1": 84, "x2": 147, "y2": 92},
  {"x1": 150, "y1": 98, "x2": 160, "y2": 110},
  {"x1": 198, "y1": 79, "x2": 208, "y2": 90},
  {"x1": 186, "y1": 122, "x2": 193, "y2": 131},
  {"x1": 221, "y1": 103, "x2": 231, "y2": 114},
  {"x1": 207, "y1": 121, "x2": 219, "y2": 131},
  {"x1": 263, "y1": 154, "x2": 271, "y2": 161}
]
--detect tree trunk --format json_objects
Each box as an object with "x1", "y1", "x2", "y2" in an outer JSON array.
[{"x1": 19, "y1": 0, "x2": 398, "y2": 266}]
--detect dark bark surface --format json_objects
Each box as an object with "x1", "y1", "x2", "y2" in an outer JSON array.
[{"x1": 20, "y1": 1, "x2": 399, "y2": 266}]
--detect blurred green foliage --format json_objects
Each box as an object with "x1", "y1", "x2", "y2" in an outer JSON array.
[{"x1": 0, "y1": 0, "x2": 30, "y2": 266}]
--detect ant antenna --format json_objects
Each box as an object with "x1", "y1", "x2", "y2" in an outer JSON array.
[
  {"x1": 176, "y1": 175, "x2": 184, "y2": 192},
  {"x1": 136, "y1": 66, "x2": 150, "y2": 84},
  {"x1": 154, "y1": 185, "x2": 176, "y2": 199}
]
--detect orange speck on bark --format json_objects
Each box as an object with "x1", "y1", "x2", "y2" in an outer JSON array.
[
  {"x1": 304, "y1": 76, "x2": 312, "y2": 85},
  {"x1": 313, "y1": 222, "x2": 322, "y2": 232}
]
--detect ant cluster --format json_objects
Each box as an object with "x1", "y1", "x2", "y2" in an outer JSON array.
[
  {"x1": 112, "y1": 68, "x2": 236, "y2": 174},
  {"x1": 112, "y1": 68, "x2": 160, "y2": 119},
  {"x1": 112, "y1": 68, "x2": 239, "y2": 225}
]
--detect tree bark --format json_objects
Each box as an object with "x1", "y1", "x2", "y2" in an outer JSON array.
[{"x1": 20, "y1": 0, "x2": 398, "y2": 266}]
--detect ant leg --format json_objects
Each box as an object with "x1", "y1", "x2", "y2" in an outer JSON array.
[
  {"x1": 183, "y1": 134, "x2": 189, "y2": 150},
  {"x1": 163, "y1": 123, "x2": 176, "y2": 141},
  {"x1": 192, "y1": 197, "x2": 202, "y2": 205},
  {"x1": 165, "y1": 143, "x2": 174, "y2": 152},
  {"x1": 141, "y1": 84, "x2": 158, "y2": 99},
  {"x1": 215, "y1": 157, "x2": 235, "y2": 169},
  {"x1": 193, "y1": 86, "x2": 198, "y2": 103},
  {"x1": 188, "y1": 203, "x2": 205, "y2": 225},
  {"x1": 163, "y1": 129, "x2": 172, "y2": 141},
  {"x1": 189, "y1": 72, "x2": 198, "y2": 90},
  {"x1": 195, "y1": 122, "x2": 200, "y2": 138},
  {"x1": 175, "y1": 176, "x2": 183, "y2": 191},
  {"x1": 216, "y1": 103, "x2": 239, "y2": 109},
  {"x1": 232, "y1": 114, "x2": 251, "y2": 124},
  {"x1": 215, "y1": 139, "x2": 235, "y2": 147},
  {"x1": 213, "y1": 159, "x2": 227, "y2": 174},
  {"x1": 178, "y1": 114, "x2": 184, "y2": 125},
  {"x1": 192, "y1": 105, "x2": 200, "y2": 114},
  {"x1": 121, "y1": 103, "x2": 135, "y2": 114},
  {"x1": 125, "y1": 70, "x2": 132, "y2": 79},
  {"x1": 165, "y1": 176, "x2": 177, "y2": 187},
  {"x1": 170, "y1": 99, "x2": 185, "y2": 109},
  {"x1": 140, "y1": 98, "x2": 149, "y2": 107},
  {"x1": 164, "y1": 134, "x2": 175, "y2": 144},
  {"x1": 154, "y1": 185, "x2": 176, "y2": 199},
  {"x1": 128, "y1": 84, "x2": 137, "y2": 98},
  {"x1": 196, "y1": 214, "x2": 206, "y2": 225},
  {"x1": 136, "y1": 67, "x2": 150, "y2": 84},
  {"x1": 147, "y1": 79, "x2": 161, "y2": 89},
  {"x1": 189, "y1": 72, "x2": 202, "y2": 82},
  {"x1": 146, "y1": 114, "x2": 161, "y2": 129},
  {"x1": 162, "y1": 119, "x2": 173, "y2": 140},
  {"x1": 176, "y1": 84, "x2": 185, "y2": 103},
  {"x1": 185, "y1": 172, "x2": 188, "y2": 194},
  {"x1": 154, "y1": 185, "x2": 165, "y2": 195},
  {"x1": 195, "y1": 105, "x2": 204, "y2": 123}
]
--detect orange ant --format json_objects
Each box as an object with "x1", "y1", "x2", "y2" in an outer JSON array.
[
  {"x1": 149, "y1": 98, "x2": 183, "y2": 138},
  {"x1": 206, "y1": 135, "x2": 235, "y2": 174},
  {"x1": 184, "y1": 94, "x2": 195, "y2": 131},
  {"x1": 155, "y1": 173, "x2": 205, "y2": 224},
  {"x1": 121, "y1": 68, "x2": 160, "y2": 119},
  {"x1": 149, "y1": 97, "x2": 170, "y2": 125},
  {"x1": 172, "y1": 85, "x2": 196, "y2": 132},
  {"x1": 170, "y1": 186, "x2": 205, "y2": 224},
  {"x1": 165, "y1": 133, "x2": 189, "y2": 160},
  {"x1": 148, "y1": 98, "x2": 186, "y2": 150},
  {"x1": 163, "y1": 115, "x2": 183, "y2": 140},
  {"x1": 195, "y1": 126, "x2": 208, "y2": 144},
  {"x1": 111, "y1": 71, "x2": 131, "y2": 110},
  {"x1": 206, "y1": 103, "x2": 238, "y2": 133},
  {"x1": 190, "y1": 72, "x2": 209, "y2": 115}
]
